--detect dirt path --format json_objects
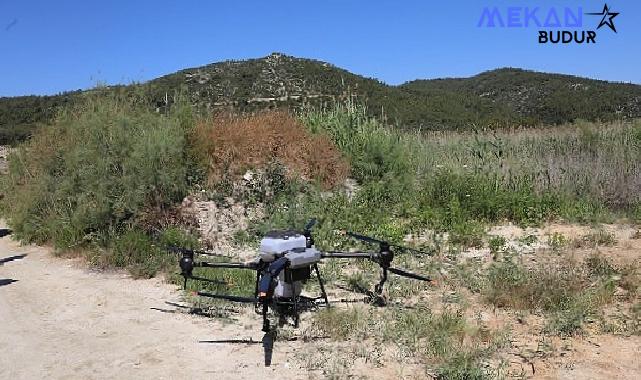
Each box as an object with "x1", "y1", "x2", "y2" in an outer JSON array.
[{"x1": 0, "y1": 223, "x2": 302, "y2": 380}]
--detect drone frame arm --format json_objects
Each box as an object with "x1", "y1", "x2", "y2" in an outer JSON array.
[
  {"x1": 197, "y1": 261, "x2": 258, "y2": 270},
  {"x1": 321, "y1": 252, "x2": 374, "y2": 259}
]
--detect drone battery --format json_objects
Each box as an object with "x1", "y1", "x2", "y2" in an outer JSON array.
[
  {"x1": 285, "y1": 266, "x2": 311, "y2": 283},
  {"x1": 285, "y1": 247, "x2": 321, "y2": 269},
  {"x1": 274, "y1": 272, "x2": 302, "y2": 298}
]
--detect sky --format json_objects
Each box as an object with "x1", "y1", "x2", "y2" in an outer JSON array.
[{"x1": 1, "y1": 0, "x2": 639, "y2": 96}]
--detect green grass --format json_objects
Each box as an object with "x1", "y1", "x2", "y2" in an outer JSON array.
[
  {"x1": 308, "y1": 305, "x2": 503, "y2": 378},
  {"x1": 481, "y1": 253, "x2": 631, "y2": 337},
  {"x1": 488, "y1": 236, "x2": 507, "y2": 255}
]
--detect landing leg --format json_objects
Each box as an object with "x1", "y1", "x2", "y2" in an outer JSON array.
[
  {"x1": 292, "y1": 296, "x2": 300, "y2": 328},
  {"x1": 262, "y1": 329, "x2": 275, "y2": 367},
  {"x1": 261, "y1": 302, "x2": 270, "y2": 332},
  {"x1": 314, "y1": 264, "x2": 330, "y2": 307}
]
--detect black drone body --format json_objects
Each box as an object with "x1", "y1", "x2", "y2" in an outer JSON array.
[{"x1": 168, "y1": 220, "x2": 432, "y2": 365}]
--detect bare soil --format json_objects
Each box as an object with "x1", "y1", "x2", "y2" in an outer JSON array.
[{"x1": 0, "y1": 221, "x2": 302, "y2": 380}]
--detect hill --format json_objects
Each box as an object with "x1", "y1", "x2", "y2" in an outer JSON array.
[
  {"x1": 402, "y1": 68, "x2": 641, "y2": 126},
  {"x1": 2, "y1": 53, "x2": 641, "y2": 144}
]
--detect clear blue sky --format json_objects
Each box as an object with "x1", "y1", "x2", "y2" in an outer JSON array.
[{"x1": 1, "y1": 0, "x2": 639, "y2": 96}]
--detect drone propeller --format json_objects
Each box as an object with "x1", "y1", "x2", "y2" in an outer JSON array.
[
  {"x1": 302, "y1": 218, "x2": 317, "y2": 247},
  {"x1": 166, "y1": 246, "x2": 232, "y2": 259},
  {"x1": 304, "y1": 218, "x2": 317, "y2": 234},
  {"x1": 340, "y1": 230, "x2": 432, "y2": 256},
  {"x1": 196, "y1": 291, "x2": 257, "y2": 304},
  {"x1": 388, "y1": 266, "x2": 431, "y2": 282},
  {"x1": 342, "y1": 231, "x2": 382, "y2": 245},
  {"x1": 165, "y1": 246, "x2": 256, "y2": 289}
]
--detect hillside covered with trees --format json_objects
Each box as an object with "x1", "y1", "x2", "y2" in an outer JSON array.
[{"x1": 2, "y1": 53, "x2": 641, "y2": 144}]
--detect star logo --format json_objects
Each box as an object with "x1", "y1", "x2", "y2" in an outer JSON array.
[{"x1": 586, "y1": 3, "x2": 620, "y2": 33}]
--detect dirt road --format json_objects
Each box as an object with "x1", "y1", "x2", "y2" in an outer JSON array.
[{"x1": 0, "y1": 223, "x2": 302, "y2": 380}]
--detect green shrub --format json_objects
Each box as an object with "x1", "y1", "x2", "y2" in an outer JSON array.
[
  {"x1": 158, "y1": 226, "x2": 199, "y2": 250},
  {"x1": 450, "y1": 220, "x2": 485, "y2": 248},
  {"x1": 110, "y1": 229, "x2": 160, "y2": 277},
  {"x1": 1, "y1": 92, "x2": 193, "y2": 249},
  {"x1": 548, "y1": 232, "x2": 568, "y2": 253},
  {"x1": 488, "y1": 236, "x2": 507, "y2": 255},
  {"x1": 301, "y1": 103, "x2": 412, "y2": 183},
  {"x1": 483, "y1": 256, "x2": 619, "y2": 336},
  {"x1": 309, "y1": 306, "x2": 497, "y2": 378},
  {"x1": 519, "y1": 234, "x2": 538, "y2": 246},
  {"x1": 546, "y1": 301, "x2": 591, "y2": 337},
  {"x1": 310, "y1": 307, "x2": 373, "y2": 340},
  {"x1": 436, "y1": 352, "x2": 490, "y2": 380},
  {"x1": 585, "y1": 252, "x2": 618, "y2": 277}
]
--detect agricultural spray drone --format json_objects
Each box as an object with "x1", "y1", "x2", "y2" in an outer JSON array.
[{"x1": 167, "y1": 219, "x2": 433, "y2": 365}]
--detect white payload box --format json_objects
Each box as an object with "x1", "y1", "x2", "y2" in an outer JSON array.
[{"x1": 259, "y1": 231, "x2": 307, "y2": 261}]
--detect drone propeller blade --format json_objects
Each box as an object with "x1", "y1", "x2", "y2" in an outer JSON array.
[
  {"x1": 197, "y1": 291, "x2": 258, "y2": 304},
  {"x1": 388, "y1": 266, "x2": 432, "y2": 282},
  {"x1": 340, "y1": 231, "x2": 430, "y2": 256},
  {"x1": 342, "y1": 231, "x2": 385, "y2": 245},
  {"x1": 389, "y1": 244, "x2": 433, "y2": 256},
  {"x1": 304, "y1": 218, "x2": 317, "y2": 233},
  {"x1": 166, "y1": 246, "x2": 231, "y2": 259},
  {"x1": 321, "y1": 251, "x2": 373, "y2": 259}
]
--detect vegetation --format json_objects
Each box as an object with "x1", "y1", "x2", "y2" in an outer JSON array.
[
  {"x1": 1, "y1": 85, "x2": 640, "y2": 377},
  {"x1": 484, "y1": 256, "x2": 610, "y2": 336},
  {"x1": 191, "y1": 110, "x2": 349, "y2": 189},
  {"x1": 0, "y1": 91, "x2": 194, "y2": 276},
  {"x1": 254, "y1": 104, "x2": 641, "y2": 252},
  {"x1": 403, "y1": 68, "x2": 641, "y2": 126},
  {"x1": 3, "y1": 54, "x2": 641, "y2": 145},
  {"x1": 308, "y1": 306, "x2": 503, "y2": 379},
  {"x1": 0, "y1": 92, "x2": 80, "y2": 144}
]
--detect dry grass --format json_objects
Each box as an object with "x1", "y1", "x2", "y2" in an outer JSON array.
[
  {"x1": 411, "y1": 119, "x2": 641, "y2": 209},
  {"x1": 192, "y1": 110, "x2": 350, "y2": 189}
]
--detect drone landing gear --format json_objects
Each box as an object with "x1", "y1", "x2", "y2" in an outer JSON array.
[
  {"x1": 262, "y1": 329, "x2": 276, "y2": 367},
  {"x1": 313, "y1": 263, "x2": 330, "y2": 306},
  {"x1": 372, "y1": 267, "x2": 389, "y2": 306}
]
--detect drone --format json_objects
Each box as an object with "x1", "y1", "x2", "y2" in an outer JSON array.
[{"x1": 167, "y1": 219, "x2": 433, "y2": 365}]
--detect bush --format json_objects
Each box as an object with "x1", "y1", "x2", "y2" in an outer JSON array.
[
  {"x1": 449, "y1": 220, "x2": 486, "y2": 248},
  {"x1": 488, "y1": 235, "x2": 507, "y2": 255},
  {"x1": 548, "y1": 232, "x2": 568, "y2": 253},
  {"x1": 483, "y1": 255, "x2": 622, "y2": 336},
  {"x1": 301, "y1": 103, "x2": 412, "y2": 183},
  {"x1": 191, "y1": 110, "x2": 350, "y2": 189},
  {"x1": 0, "y1": 92, "x2": 192, "y2": 250}
]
